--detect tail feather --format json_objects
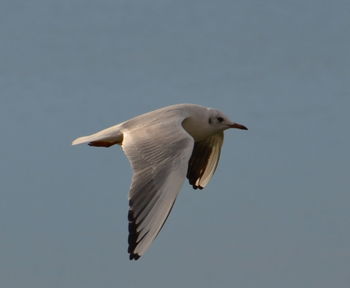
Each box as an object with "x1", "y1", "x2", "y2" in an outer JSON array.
[{"x1": 72, "y1": 125, "x2": 123, "y2": 147}]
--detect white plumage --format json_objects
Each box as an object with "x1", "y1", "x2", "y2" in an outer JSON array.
[{"x1": 72, "y1": 103, "x2": 247, "y2": 260}]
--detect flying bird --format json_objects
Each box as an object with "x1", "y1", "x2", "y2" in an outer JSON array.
[{"x1": 72, "y1": 103, "x2": 247, "y2": 260}]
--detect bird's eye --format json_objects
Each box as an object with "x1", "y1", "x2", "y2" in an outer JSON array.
[{"x1": 217, "y1": 117, "x2": 224, "y2": 123}]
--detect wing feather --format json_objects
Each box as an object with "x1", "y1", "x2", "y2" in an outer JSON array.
[
  {"x1": 186, "y1": 132, "x2": 224, "y2": 189},
  {"x1": 122, "y1": 117, "x2": 194, "y2": 260}
]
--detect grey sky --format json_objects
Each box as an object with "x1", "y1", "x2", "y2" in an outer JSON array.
[{"x1": 1, "y1": 0, "x2": 349, "y2": 287}]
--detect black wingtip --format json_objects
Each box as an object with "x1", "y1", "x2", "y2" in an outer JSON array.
[
  {"x1": 128, "y1": 208, "x2": 139, "y2": 258},
  {"x1": 129, "y1": 253, "x2": 141, "y2": 260},
  {"x1": 128, "y1": 206, "x2": 144, "y2": 261}
]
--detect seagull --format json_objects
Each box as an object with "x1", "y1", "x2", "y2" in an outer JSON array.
[{"x1": 72, "y1": 103, "x2": 247, "y2": 260}]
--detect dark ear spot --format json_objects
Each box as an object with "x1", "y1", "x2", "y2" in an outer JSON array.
[{"x1": 208, "y1": 118, "x2": 212, "y2": 124}]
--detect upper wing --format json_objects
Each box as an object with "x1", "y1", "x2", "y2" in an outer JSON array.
[
  {"x1": 186, "y1": 132, "x2": 224, "y2": 189},
  {"x1": 122, "y1": 117, "x2": 194, "y2": 260}
]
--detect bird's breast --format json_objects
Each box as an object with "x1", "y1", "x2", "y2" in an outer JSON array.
[{"x1": 182, "y1": 117, "x2": 213, "y2": 141}]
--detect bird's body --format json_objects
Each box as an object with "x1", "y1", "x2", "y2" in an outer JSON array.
[{"x1": 72, "y1": 104, "x2": 247, "y2": 260}]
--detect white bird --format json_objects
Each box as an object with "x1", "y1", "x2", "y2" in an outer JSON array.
[{"x1": 72, "y1": 103, "x2": 247, "y2": 260}]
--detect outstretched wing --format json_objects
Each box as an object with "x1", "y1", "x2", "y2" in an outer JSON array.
[
  {"x1": 186, "y1": 132, "x2": 224, "y2": 189},
  {"x1": 122, "y1": 117, "x2": 194, "y2": 260}
]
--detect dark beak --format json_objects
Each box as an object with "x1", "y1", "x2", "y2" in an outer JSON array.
[{"x1": 229, "y1": 122, "x2": 248, "y2": 130}]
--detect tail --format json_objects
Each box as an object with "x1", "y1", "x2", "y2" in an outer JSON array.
[{"x1": 72, "y1": 124, "x2": 123, "y2": 147}]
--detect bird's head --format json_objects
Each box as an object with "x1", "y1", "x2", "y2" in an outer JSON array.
[
  {"x1": 182, "y1": 106, "x2": 247, "y2": 141},
  {"x1": 207, "y1": 109, "x2": 248, "y2": 132}
]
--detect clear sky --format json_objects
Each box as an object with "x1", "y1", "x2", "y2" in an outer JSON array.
[{"x1": 1, "y1": 0, "x2": 349, "y2": 287}]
